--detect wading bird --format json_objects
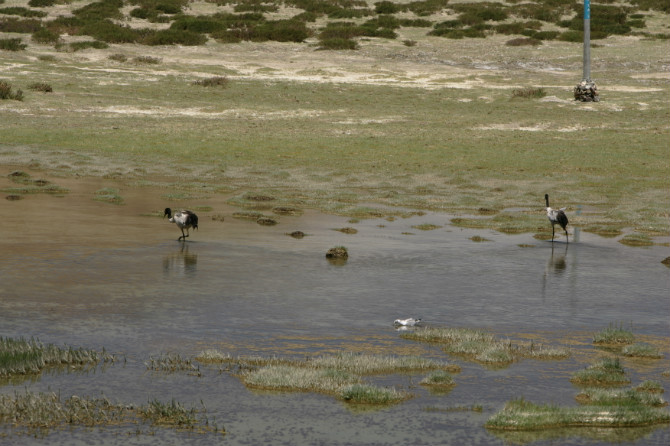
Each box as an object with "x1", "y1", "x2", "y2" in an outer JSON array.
[
  {"x1": 164, "y1": 208, "x2": 198, "y2": 241},
  {"x1": 394, "y1": 318, "x2": 421, "y2": 327},
  {"x1": 545, "y1": 194, "x2": 569, "y2": 243}
]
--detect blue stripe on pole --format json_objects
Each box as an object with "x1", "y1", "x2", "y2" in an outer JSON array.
[{"x1": 584, "y1": 0, "x2": 590, "y2": 20}]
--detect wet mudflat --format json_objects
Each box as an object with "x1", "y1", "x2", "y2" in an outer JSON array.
[{"x1": 1, "y1": 172, "x2": 669, "y2": 445}]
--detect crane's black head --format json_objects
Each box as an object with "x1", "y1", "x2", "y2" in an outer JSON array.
[{"x1": 164, "y1": 207, "x2": 172, "y2": 218}]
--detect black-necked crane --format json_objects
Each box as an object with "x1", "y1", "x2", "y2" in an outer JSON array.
[
  {"x1": 164, "y1": 208, "x2": 198, "y2": 241},
  {"x1": 544, "y1": 194, "x2": 569, "y2": 243}
]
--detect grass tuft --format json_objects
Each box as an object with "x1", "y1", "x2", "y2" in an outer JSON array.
[
  {"x1": 0, "y1": 336, "x2": 114, "y2": 378},
  {"x1": 571, "y1": 357, "x2": 630, "y2": 386},
  {"x1": 420, "y1": 370, "x2": 455, "y2": 388},
  {"x1": 593, "y1": 323, "x2": 635, "y2": 345},
  {"x1": 511, "y1": 87, "x2": 547, "y2": 99},
  {"x1": 401, "y1": 327, "x2": 569, "y2": 365},
  {"x1": 0, "y1": 391, "x2": 221, "y2": 434},
  {"x1": 146, "y1": 353, "x2": 200, "y2": 375},
  {"x1": 94, "y1": 187, "x2": 124, "y2": 204},
  {"x1": 621, "y1": 343, "x2": 663, "y2": 358}
]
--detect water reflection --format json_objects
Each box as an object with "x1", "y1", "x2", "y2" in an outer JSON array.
[
  {"x1": 162, "y1": 243, "x2": 198, "y2": 277},
  {"x1": 547, "y1": 243, "x2": 568, "y2": 275}
]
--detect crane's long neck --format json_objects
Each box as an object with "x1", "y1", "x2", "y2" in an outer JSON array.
[{"x1": 545, "y1": 194, "x2": 550, "y2": 208}]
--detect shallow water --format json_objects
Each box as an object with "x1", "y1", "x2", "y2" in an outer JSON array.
[{"x1": 1, "y1": 171, "x2": 669, "y2": 445}]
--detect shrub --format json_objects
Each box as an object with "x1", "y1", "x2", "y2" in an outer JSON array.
[
  {"x1": 407, "y1": 0, "x2": 449, "y2": 17},
  {"x1": 399, "y1": 18, "x2": 432, "y2": 27},
  {"x1": 452, "y1": 3, "x2": 509, "y2": 23},
  {"x1": 133, "y1": 55, "x2": 161, "y2": 64},
  {"x1": 108, "y1": 53, "x2": 128, "y2": 62},
  {"x1": 317, "y1": 38, "x2": 357, "y2": 50},
  {"x1": 80, "y1": 20, "x2": 141, "y2": 43},
  {"x1": 374, "y1": 1, "x2": 399, "y2": 14},
  {"x1": 0, "y1": 6, "x2": 47, "y2": 18},
  {"x1": 69, "y1": 40, "x2": 109, "y2": 51},
  {"x1": 28, "y1": 0, "x2": 56, "y2": 6},
  {"x1": 558, "y1": 30, "x2": 583, "y2": 42},
  {"x1": 533, "y1": 30, "x2": 560, "y2": 40},
  {"x1": 142, "y1": 29, "x2": 207, "y2": 45},
  {"x1": 327, "y1": 7, "x2": 373, "y2": 19},
  {"x1": 170, "y1": 16, "x2": 228, "y2": 33},
  {"x1": 0, "y1": 38, "x2": 27, "y2": 51},
  {"x1": 560, "y1": 4, "x2": 632, "y2": 37},
  {"x1": 511, "y1": 87, "x2": 547, "y2": 99},
  {"x1": 32, "y1": 28, "x2": 60, "y2": 44},
  {"x1": 0, "y1": 18, "x2": 42, "y2": 33},
  {"x1": 27, "y1": 82, "x2": 52, "y2": 92},
  {"x1": 0, "y1": 80, "x2": 24, "y2": 100},
  {"x1": 73, "y1": 0, "x2": 124, "y2": 21},
  {"x1": 193, "y1": 76, "x2": 229, "y2": 87},
  {"x1": 506, "y1": 37, "x2": 541, "y2": 46},
  {"x1": 257, "y1": 20, "x2": 310, "y2": 42}
]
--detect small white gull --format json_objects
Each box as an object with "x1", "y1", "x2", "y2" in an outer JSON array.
[{"x1": 394, "y1": 318, "x2": 421, "y2": 327}]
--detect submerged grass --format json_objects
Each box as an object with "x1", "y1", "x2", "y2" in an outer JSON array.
[
  {"x1": 0, "y1": 391, "x2": 222, "y2": 435},
  {"x1": 93, "y1": 187, "x2": 124, "y2": 204},
  {"x1": 420, "y1": 370, "x2": 455, "y2": 388},
  {"x1": 0, "y1": 337, "x2": 114, "y2": 378},
  {"x1": 146, "y1": 353, "x2": 200, "y2": 375}
]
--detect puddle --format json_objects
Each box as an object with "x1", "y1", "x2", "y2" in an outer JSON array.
[{"x1": 1, "y1": 169, "x2": 669, "y2": 445}]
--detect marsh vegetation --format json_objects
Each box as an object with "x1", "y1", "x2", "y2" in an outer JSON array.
[{"x1": 400, "y1": 326, "x2": 570, "y2": 365}]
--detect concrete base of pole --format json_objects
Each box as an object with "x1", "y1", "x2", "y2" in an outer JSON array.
[{"x1": 574, "y1": 80, "x2": 599, "y2": 102}]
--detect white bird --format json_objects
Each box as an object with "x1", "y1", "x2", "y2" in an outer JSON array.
[
  {"x1": 394, "y1": 318, "x2": 421, "y2": 327},
  {"x1": 164, "y1": 208, "x2": 199, "y2": 241},
  {"x1": 545, "y1": 194, "x2": 569, "y2": 243}
]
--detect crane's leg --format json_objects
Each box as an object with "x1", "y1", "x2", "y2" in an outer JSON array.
[
  {"x1": 178, "y1": 228, "x2": 186, "y2": 241},
  {"x1": 551, "y1": 225, "x2": 555, "y2": 242},
  {"x1": 565, "y1": 228, "x2": 569, "y2": 243}
]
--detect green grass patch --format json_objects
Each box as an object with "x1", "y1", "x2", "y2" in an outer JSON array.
[
  {"x1": 636, "y1": 380, "x2": 664, "y2": 393},
  {"x1": 619, "y1": 233, "x2": 654, "y2": 247},
  {"x1": 593, "y1": 323, "x2": 635, "y2": 345},
  {"x1": 576, "y1": 387, "x2": 667, "y2": 407},
  {"x1": 571, "y1": 357, "x2": 631, "y2": 386},
  {"x1": 196, "y1": 350, "x2": 455, "y2": 405},
  {"x1": 486, "y1": 397, "x2": 670, "y2": 430},
  {"x1": 94, "y1": 187, "x2": 124, "y2": 204},
  {"x1": 621, "y1": 343, "x2": 663, "y2": 359},
  {"x1": 400, "y1": 327, "x2": 569, "y2": 365}
]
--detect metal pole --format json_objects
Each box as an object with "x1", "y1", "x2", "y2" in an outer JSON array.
[
  {"x1": 583, "y1": 0, "x2": 591, "y2": 82},
  {"x1": 574, "y1": 0, "x2": 599, "y2": 101}
]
